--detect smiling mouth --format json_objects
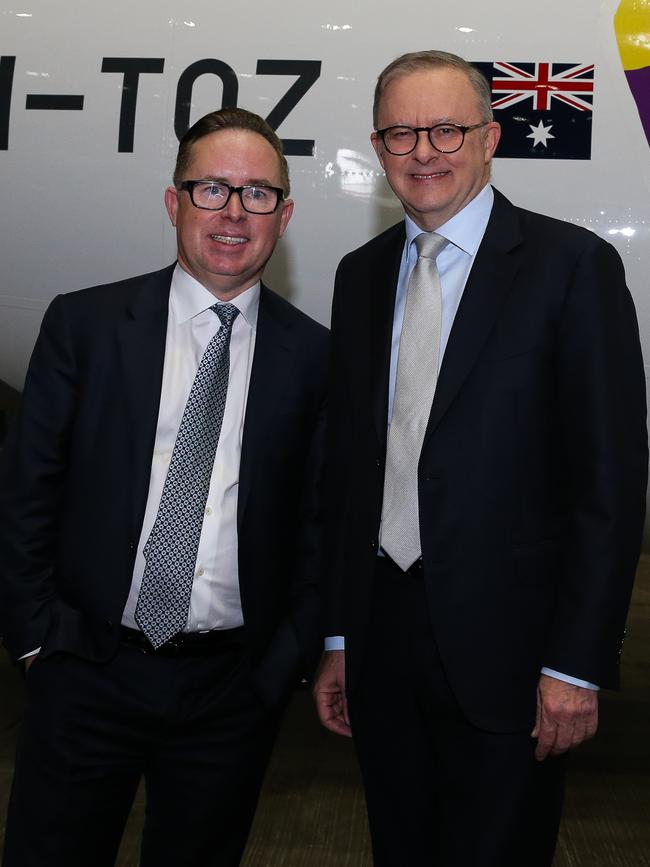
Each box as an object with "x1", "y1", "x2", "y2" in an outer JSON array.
[
  {"x1": 210, "y1": 234, "x2": 247, "y2": 245},
  {"x1": 412, "y1": 171, "x2": 449, "y2": 180}
]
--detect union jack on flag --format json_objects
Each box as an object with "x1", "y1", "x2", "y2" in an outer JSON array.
[
  {"x1": 491, "y1": 62, "x2": 594, "y2": 113},
  {"x1": 473, "y1": 61, "x2": 595, "y2": 159}
]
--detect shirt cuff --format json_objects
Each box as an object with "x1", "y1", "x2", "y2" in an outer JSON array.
[
  {"x1": 18, "y1": 648, "x2": 41, "y2": 661},
  {"x1": 541, "y1": 667, "x2": 599, "y2": 691},
  {"x1": 324, "y1": 635, "x2": 345, "y2": 651}
]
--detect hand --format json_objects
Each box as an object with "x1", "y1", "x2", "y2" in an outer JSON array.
[
  {"x1": 531, "y1": 674, "x2": 598, "y2": 761},
  {"x1": 312, "y1": 650, "x2": 352, "y2": 738}
]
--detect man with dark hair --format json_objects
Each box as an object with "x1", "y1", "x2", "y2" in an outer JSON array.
[
  {"x1": 0, "y1": 106, "x2": 327, "y2": 867},
  {"x1": 173, "y1": 106, "x2": 291, "y2": 193},
  {"x1": 313, "y1": 50, "x2": 647, "y2": 866}
]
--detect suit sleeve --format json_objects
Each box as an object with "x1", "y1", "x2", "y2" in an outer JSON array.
[
  {"x1": 321, "y1": 258, "x2": 356, "y2": 638},
  {"x1": 289, "y1": 376, "x2": 327, "y2": 672},
  {"x1": 249, "y1": 326, "x2": 328, "y2": 704},
  {"x1": 545, "y1": 236, "x2": 647, "y2": 687},
  {"x1": 0, "y1": 295, "x2": 78, "y2": 659}
]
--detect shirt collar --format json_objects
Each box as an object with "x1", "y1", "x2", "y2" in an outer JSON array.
[
  {"x1": 170, "y1": 263, "x2": 260, "y2": 329},
  {"x1": 404, "y1": 183, "x2": 494, "y2": 256}
]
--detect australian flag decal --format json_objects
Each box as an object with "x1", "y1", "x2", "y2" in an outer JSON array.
[{"x1": 473, "y1": 62, "x2": 594, "y2": 159}]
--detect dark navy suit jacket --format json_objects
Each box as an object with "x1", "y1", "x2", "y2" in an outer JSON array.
[
  {"x1": 325, "y1": 188, "x2": 647, "y2": 731},
  {"x1": 0, "y1": 264, "x2": 328, "y2": 708}
]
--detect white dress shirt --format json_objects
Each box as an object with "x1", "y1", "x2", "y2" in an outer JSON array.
[{"x1": 121, "y1": 264, "x2": 259, "y2": 632}]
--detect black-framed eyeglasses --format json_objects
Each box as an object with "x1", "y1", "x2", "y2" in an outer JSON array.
[
  {"x1": 375, "y1": 122, "x2": 488, "y2": 155},
  {"x1": 177, "y1": 179, "x2": 285, "y2": 214}
]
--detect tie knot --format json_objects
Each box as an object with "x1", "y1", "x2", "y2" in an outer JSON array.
[
  {"x1": 414, "y1": 232, "x2": 448, "y2": 261},
  {"x1": 212, "y1": 302, "x2": 240, "y2": 330}
]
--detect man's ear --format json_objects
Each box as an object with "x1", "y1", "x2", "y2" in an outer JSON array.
[
  {"x1": 278, "y1": 198, "x2": 294, "y2": 237},
  {"x1": 371, "y1": 131, "x2": 386, "y2": 170},
  {"x1": 164, "y1": 186, "x2": 179, "y2": 227},
  {"x1": 483, "y1": 122, "x2": 501, "y2": 163}
]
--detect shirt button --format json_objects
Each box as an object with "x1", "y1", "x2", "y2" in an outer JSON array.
[
  {"x1": 197, "y1": 567, "x2": 205, "y2": 577},
  {"x1": 205, "y1": 506, "x2": 213, "y2": 515}
]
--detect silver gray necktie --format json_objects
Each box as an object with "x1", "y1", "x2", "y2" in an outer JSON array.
[
  {"x1": 135, "y1": 303, "x2": 239, "y2": 648},
  {"x1": 380, "y1": 232, "x2": 448, "y2": 571}
]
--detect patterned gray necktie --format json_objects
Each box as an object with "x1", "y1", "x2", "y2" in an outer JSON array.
[
  {"x1": 135, "y1": 302, "x2": 240, "y2": 648},
  {"x1": 380, "y1": 232, "x2": 448, "y2": 571}
]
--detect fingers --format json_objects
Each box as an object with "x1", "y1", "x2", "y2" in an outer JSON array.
[
  {"x1": 314, "y1": 693, "x2": 352, "y2": 737},
  {"x1": 533, "y1": 713, "x2": 559, "y2": 761},
  {"x1": 532, "y1": 675, "x2": 599, "y2": 761},
  {"x1": 312, "y1": 650, "x2": 352, "y2": 738},
  {"x1": 313, "y1": 687, "x2": 352, "y2": 736}
]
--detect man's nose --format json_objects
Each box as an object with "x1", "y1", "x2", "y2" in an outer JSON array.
[
  {"x1": 222, "y1": 190, "x2": 246, "y2": 219},
  {"x1": 412, "y1": 129, "x2": 439, "y2": 161}
]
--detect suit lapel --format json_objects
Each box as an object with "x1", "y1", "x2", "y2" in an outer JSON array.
[
  {"x1": 237, "y1": 285, "x2": 294, "y2": 526},
  {"x1": 117, "y1": 265, "x2": 173, "y2": 533},
  {"x1": 368, "y1": 224, "x2": 405, "y2": 445},
  {"x1": 424, "y1": 189, "x2": 524, "y2": 443}
]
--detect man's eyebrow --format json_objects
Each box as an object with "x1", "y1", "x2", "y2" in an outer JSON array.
[
  {"x1": 197, "y1": 175, "x2": 278, "y2": 187},
  {"x1": 388, "y1": 116, "x2": 459, "y2": 126},
  {"x1": 193, "y1": 175, "x2": 228, "y2": 183},
  {"x1": 245, "y1": 177, "x2": 279, "y2": 187},
  {"x1": 423, "y1": 117, "x2": 455, "y2": 125}
]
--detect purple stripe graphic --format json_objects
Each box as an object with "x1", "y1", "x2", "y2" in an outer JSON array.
[{"x1": 625, "y1": 66, "x2": 650, "y2": 146}]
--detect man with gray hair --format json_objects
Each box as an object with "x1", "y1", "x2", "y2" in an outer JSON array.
[
  {"x1": 314, "y1": 50, "x2": 646, "y2": 866},
  {"x1": 1, "y1": 106, "x2": 327, "y2": 867}
]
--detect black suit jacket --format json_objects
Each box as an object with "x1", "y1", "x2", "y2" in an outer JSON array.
[
  {"x1": 0, "y1": 264, "x2": 328, "y2": 707},
  {"x1": 325, "y1": 188, "x2": 647, "y2": 731}
]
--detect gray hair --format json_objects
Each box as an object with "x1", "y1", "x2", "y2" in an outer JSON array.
[{"x1": 373, "y1": 50, "x2": 493, "y2": 128}]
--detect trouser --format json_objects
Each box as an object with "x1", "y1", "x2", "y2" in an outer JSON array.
[
  {"x1": 3, "y1": 636, "x2": 283, "y2": 867},
  {"x1": 348, "y1": 556, "x2": 565, "y2": 867}
]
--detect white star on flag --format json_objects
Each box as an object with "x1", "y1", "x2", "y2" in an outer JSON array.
[{"x1": 527, "y1": 120, "x2": 555, "y2": 147}]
